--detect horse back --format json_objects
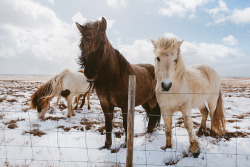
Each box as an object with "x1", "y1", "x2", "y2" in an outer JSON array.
[
  {"x1": 187, "y1": 64, "x2": 221, "y2": 93},
  {"x1": 134, "y1": 64, "x2": 156, "y2": 80},
  {"x1": 131, "y1": 64, "x2": 156, "y2": 105}
]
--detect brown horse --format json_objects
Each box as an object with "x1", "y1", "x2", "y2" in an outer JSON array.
[{"x1": 76, "y1": 17, "x2": 161, "y2": 150}]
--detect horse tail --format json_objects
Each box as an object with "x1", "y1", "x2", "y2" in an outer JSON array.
[
  {"x1": 30, "y1": 69, "x2": 70, "y2": 109},
  {"x1": 212, "y1": 90, "x2": 226, "y2": 136}
]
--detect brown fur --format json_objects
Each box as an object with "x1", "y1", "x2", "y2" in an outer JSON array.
[
  {"x1": 30, "y1": 82, "x2": 54, "y2": 112},
  {"x1": 76, "y1": 18, "x2": 161, "y2": 149}
]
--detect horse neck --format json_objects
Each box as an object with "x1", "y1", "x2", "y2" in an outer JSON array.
[{"x1": 98, "y1": 41, "x2": 130, "y2": 80}]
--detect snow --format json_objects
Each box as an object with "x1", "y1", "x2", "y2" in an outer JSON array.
[{"x1": 0, "y1": 77, "x2": 250, "y2": 166}]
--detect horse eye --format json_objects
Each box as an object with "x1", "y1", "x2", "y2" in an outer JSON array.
[
  {"x1": 156, "y1": 57, "x2": 160, "y2": 62},
  {"x1": 174, "y1": 59, "x2": 177, "y2": 63}
]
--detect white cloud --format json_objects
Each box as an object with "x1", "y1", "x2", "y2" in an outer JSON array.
[
  {"x1": 46, "y1": 0, "x2": 54, "y2": 4},
  {"x1": 118, "y1": 39, "x2": 154, "y2": 64},
  {"x1": 116, "y1": 35, "x2": 244, "y2": 77},
  {"x1": 164, "y1": 32, "x2": 178, "y2": 38},
  {"x1": 97, "y1": 17, "x2": 116, "y2": 29},
  {"x1": 159, "y1": 0, "x2": 211, "y2": 18},
  {"x1": 207, "y1": 1, "x2": 250, "y2": 25},
  {"x1": 181, "y1": 41, "x2": 243, "y2": 63},
  {"x1": 0, "y1": 0, "x2": 81, "y2": 74},
  {"x1": 230, "y1": 8, "x2": 250, "y2": 25},
  {"x1": 72, "y1": 12, "x2": 87, "y2": 24},
  {"x1": 222, "y1": 35, "x2": 238, "y2": 46},
  {"x1": 208, "y1": 0, "x2": 229, "y2": 16},
  {"x1": 106, "y1": 0, "x2": 127, "y2": 9}
]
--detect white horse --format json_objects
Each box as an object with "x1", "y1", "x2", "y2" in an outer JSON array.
[
  {"x1": 31, "y1": 69, "x2": 93, "y2": 119},
  {"x1": 152, "y1": 37, "x2": 225, "y2": 157}
]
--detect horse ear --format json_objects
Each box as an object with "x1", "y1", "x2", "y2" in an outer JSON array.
[
  {"x1": 76, "y1": 22, "x2": 84, "y2": 33},
  {"x1": 101, "y1": 17, "x2": 107, "y2": 31},
  {"x1": 151, "y1": 39, "x2": 156, "y2": 48},
  {"x1": 178, "y1": 40, "x2": 184, "y2": 46}
]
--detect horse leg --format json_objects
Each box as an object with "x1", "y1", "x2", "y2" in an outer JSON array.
[
  {"x1": 121, "y1": 107, "x2": 128, "y2": 148},
  {"x1": 73, "y1": 95, "x2": 80, "y2": 110},
  {"x1": 161, "y1": 109, "x2": 173, "y2": 150},
  {"x1": 197, "y1": 106, "x2": 209, "y2": 136},
  {"x1": 208, "y1": 100, "x2": 218, "y2": 136},
  {"x1": 66, "y1": 94, "x2": 75, "y2": 117},
  {"x1": 80, "y1": 93, "x2": 87, "y2": 108},
  {"x1": 148, "y1": 102, "x2": 161, "y2": 133},
  {"x1": 87, "y1": 92, "x2": 91, "y2": 110},
  {"x1": 99, "y1": 105, "x2": 114, "y2": 150},
  {"x1": 55, "y1": 95, "x2": 61, "y2": 106},
  {"x1": 182, "y1": 109, "x2": 200, "y2": 157},
  {"x1": 142, "y1": 102, "x2": 152, "y2": 131}
]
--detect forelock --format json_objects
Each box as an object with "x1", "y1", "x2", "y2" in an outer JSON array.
[
  {"x1": 154, "y1": 37, "x2": 179, "y2": 54},
  {"x1": 81, "y1": 20, "x2": 102, "y2": 38}
]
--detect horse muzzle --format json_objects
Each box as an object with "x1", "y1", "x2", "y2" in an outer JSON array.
[{"x1": 161, "y1": 81, "x2": 172, "y2": 92}]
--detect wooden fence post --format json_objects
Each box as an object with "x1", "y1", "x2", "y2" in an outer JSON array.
[{"x1": 126, "y1": 75, "x2": 136, "y2": 167}]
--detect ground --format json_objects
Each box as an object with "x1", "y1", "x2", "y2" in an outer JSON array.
[{"x1": 0, "y1": 75, "x2": 249, "y2": 167}]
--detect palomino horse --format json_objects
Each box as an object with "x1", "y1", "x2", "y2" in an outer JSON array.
[
  {"x1": 31, "y1": 69, "x2": 93, "y2": 119},
  {"x1": 152, "y1": 37, "x2": 225, "y2": 157},
  {"x1": 76, "y1": 17, "x2": 161, "y2": 149}
]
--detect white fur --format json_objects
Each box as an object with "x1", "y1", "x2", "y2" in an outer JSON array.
[{"x1": 38, "y1": 69, "x2": 90, "y2": 119}]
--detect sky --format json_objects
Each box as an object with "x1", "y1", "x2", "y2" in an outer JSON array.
[{"x1": 0, "y1": 0, "x2": 249, "y2": 77}]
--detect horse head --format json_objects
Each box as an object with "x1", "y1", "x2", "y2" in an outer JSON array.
[
  {"x1": 76, "y1": 17, "x2": 108, "y2": 81},
  {"x1": 30, "y1": 86, "x2": 51, "y2": 119},
  {"x1": 152, "y1": 37, "x2": 183, "y2": 92}
]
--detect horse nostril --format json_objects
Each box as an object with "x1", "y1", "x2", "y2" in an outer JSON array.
[{"x1": 161, "y1": 82, "x2": 172, "y2": 91}]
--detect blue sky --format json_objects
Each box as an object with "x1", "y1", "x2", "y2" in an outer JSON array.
[{"x1": 0, "y1": 0, "x2": 249, "y2": 77}]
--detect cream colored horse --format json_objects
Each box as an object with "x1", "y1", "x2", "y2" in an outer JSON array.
[{"x1": 152, "y1": 37, "x2": 225, "y2": 157}]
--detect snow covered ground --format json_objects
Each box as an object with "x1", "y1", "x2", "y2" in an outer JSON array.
[{"x1": 0, "y1": 76, "x2": 249, "y2": 167}]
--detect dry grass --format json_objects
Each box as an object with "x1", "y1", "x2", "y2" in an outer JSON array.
[
  {"x1": 0, "y1": 97, "x2": 5, "y2": 103},
  {"x1": 44, "y1": 116, "x2": 66, "y2": 121},
  {"x1": 57, "y1": 125, "x2": 84, "y2": 132},
  {"x1": 6, "y1": 99, "x2": 17, "y2": 103},
  {"x1": 4, "y1": 118, "x2": 25, "y2": 129},
  {"x1": 23, "y1": 129, "x2": 46, "y2": 137}
]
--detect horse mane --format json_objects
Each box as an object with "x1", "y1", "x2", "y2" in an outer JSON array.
[
  {"x1": 30, "y1": 69, "x2": 70, "y2": 109},
  {"x1": 153, "y1": 37, "x2": 180, "y2": 54},
  {"x1": 30, "y1": 90, "x2": 39, "y2": 109},
  {"x1": 114, "y1": 49, "x2": 130, "y2": 75}
]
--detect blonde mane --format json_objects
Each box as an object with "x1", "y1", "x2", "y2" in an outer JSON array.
[{"x1": 152, "y1": 37, "x2": 180, "y2": 54}]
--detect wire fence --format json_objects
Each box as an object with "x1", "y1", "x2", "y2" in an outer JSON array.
[
  {"x1": 1, "y1": 110, "x2": 250, "y2": 166},
  {"x1": 0, "y1": 80, "x2": 250, "y2": 166}
]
